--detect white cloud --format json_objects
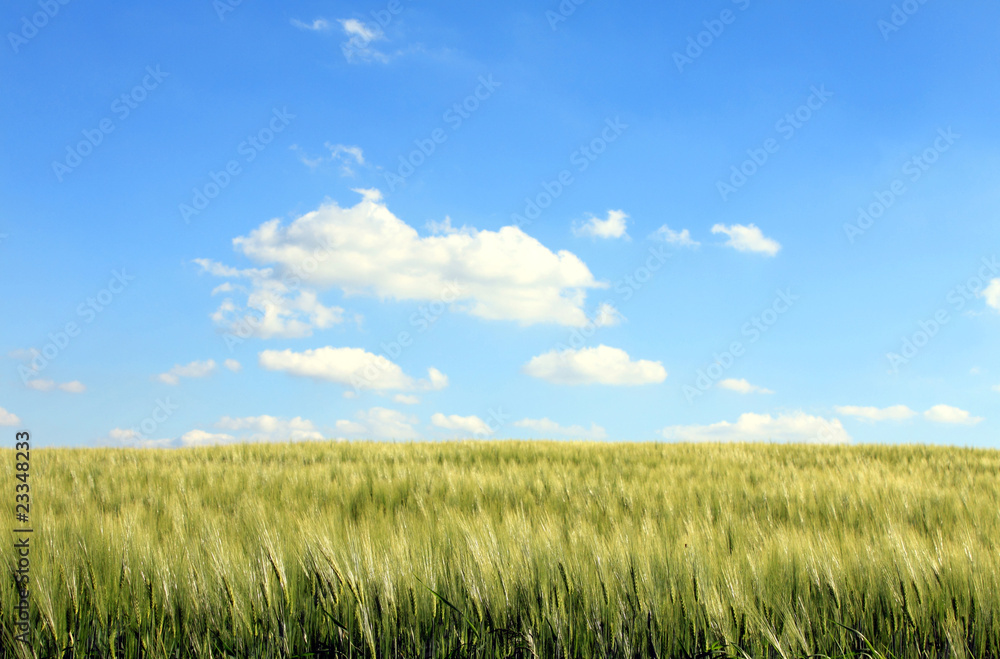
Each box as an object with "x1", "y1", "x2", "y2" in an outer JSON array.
[
  {"x1": 834, "y1": 405, "x2": 916, "y2": 422},
  {"x1": 718, "y1": 378, "x2": 773, "y2": 395},
  {"x1": 291, "y1": 17, "x2": 330, "y2": 31},
  {"x1": 923, "y1": 405, "x2": 983, "y2": 425},
  {"x1": 514, "y1": 417, "x2": 607, "y2": 440},
  {"x1": 592, "y1": 302, "x2": 624, "y2": 327},
  {"x1": 215, "y1": 415, "x2": 323, "y2": 442},
  {"x1": 523, "y1": 345, "x2": 666, "y2": 386},
  {"x1": 573, "y1": 210, "x2": 629, "y2": 240},
  {"x1": 215, "y1": 189, "x2": 603, "y2": 328},
  {"x1": 25, "y1": 379, "x2": 86, "y2": 393},
  {"x1": 326, "y1": 143, "x2": 365, "y2": 175},
  {"x1": 156, "y1": 360, "x2": 216, "y2": 385},
  {"x1": 431, "y1": 413, "x2": 493, "y2": 436},
  {"x1": 180, "y1": 429, "x2": 237, "y2": 447},
  {"x1": 993, "y1": 384, "x2": 1000, "y2": 393},
  {"x1": 0, "y1": 406, "x2": 21, "y2": 426},
  {"x1": 335, "y1": 407, "x2": 419, "y2": 439},
  {"x1": 661, "y1": 412, "x2": 850, "y2": 444},
  {"x1": 339, "y1": 19, "x2": 389, "y2": 63},
  {"x1": 107, "y1": 428, "x2": 173, "y2": 448},
  {"x1": 224, "y1": 359, "x2": 242, "y2": 372},
  {"x1": 394, "y1": 394, "x2": 420, "y2": 405},
  {"x1": 259, "y1": 346, "x2": 447, "y2": 393},
  {"x1": 196, "y1": 259, "x2": 346, "y2": 339},
  {"x1": 292, "y1": 143, "x2": 367, "y2": 176},
  {"x1": 981, "y1": 279, "x2": 1000, "y2": 311},
  {"x1": 650, "y1": 225, "x2": 699, "y2": 248},
  {"x1": 711, "y1": 223, "x2": 781, "y2": 256}
]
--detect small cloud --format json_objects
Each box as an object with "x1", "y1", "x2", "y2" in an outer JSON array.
[
  {"x1": 711, "y1": 223, "x2": 781, "y2": 256},
  {"x1": 260, "y1": 347, "x2": 446, "y2": 393},
  {"x1": 592, "y1": 302, "x2": 624, "y2": 327},
  {"x1": 180, "y1": 429, "x2": 237, "y2": 447},
  {"x1": 339, "y1": 18, "x2": 389, "y2": 64},
  {"x1": 156, "y1": 360, "x2": 217, "y2": 385},
  {"x1": 992, "y1": 384, "x2": 1000, "y2": 393},
  {"x1": 394, "y1": 394, "x2": 420, "y2": 405},
  {"x1": 224, "y1": 359, "x2": 242, "y2": 373},
  {"x1": 0, "y1": 406, "x2": 21, "y2": 426},
  {"x1": 431, "y1": 413, "x2": 493, "y2": 436},
  {"x1": 25, "y1": 379, "x2": 54, "y2": 391},
  {"x1": 25, "y1": 379, "x2": 85, "y2": 393},
  {"x1": 662, "y1": 411, "x2": 850, "y2": 444},
  {"x1": 573, "y1": 210, "x2": 629, "y2": 240},
  {"x1": 834, "y1": 405, "x2": 916, "y2": 422},
  {"x1": 523, "y1": 345, "x2": 666, "y2": 386},
  {"x1": 106, "y1": 428, "x2": 173, "y2": 448},
  {"x1": 291, "y1": 17, "x2": 331, "y2": 31},
  {"x1": 924, "y1": 404, "x2": 983, "y2": 425},
  {"x1": 718, "y1": 378, "x2": 773, "y2": 395},
  {"x1": 326, "y1": 143, "x2": 365, "y2": 175},
  {"x1": 650, "y1": 225, "x2": 699, "y2": 248},
  {"x1": 981, "y1": 278, "x2": 1000, "y2": 311},
  {"x1": 335, "y1": 407, "x2": 419, "y2": 439},
  {"x1": 514, "y1": 417, "x2": 607, "y2": 440},
  {"x1": 970, "y1": 366, "x2": 982, "y2": 375}
]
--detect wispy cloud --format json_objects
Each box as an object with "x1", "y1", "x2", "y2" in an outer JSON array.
[
  {"x1": 291, "y1": 18, "x2": 331, "y2": 31},
  {"x1": 650, "y1": 225, "x2": 699, "y2": 248},
  {"x1": 573, "y1": 210, "x2": 629, "y2": 240},
  {"x1": 711, "y1": 223, "x2": 781, "y2": 256},
  {"x1": 155, "y1": 360, "x2": 216, "y2": 385}
]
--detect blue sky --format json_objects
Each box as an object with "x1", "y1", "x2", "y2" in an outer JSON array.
[{"x1": 2, "y1": 0, "x2": 999, "y2": 448}]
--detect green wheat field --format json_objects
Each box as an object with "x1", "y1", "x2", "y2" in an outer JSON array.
[{"x1": 2, "y1": 441, "x2": 999, "y2": 658}]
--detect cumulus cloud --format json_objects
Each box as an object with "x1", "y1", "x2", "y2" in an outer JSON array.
[
  {"x1": 431, "y1": 413, "x2": 493, "y2": 436},
  {"x1": 573, "y1": 210, "x2": 629, "y2": 240},
  {"x1": 834, "y1": 405, "x2": 916, "y2": 422},
  {"x1": 224, "y1": 359, "x2": 242, "y2": 372},
  {"x1": 661, "y1": 412, "x2": 851, "y2": 444},
  {"x1": 711, "y1": 223, "x2": 781, "y2": 256},
  {"x1": 394, "y1": 394, "x2": 420, "y2": 405},
  {"x1": 156, "y1": 360, "x2": 216, "y2": 385},
  {"x1": 923, "y1": 405, "x2": 983, "y2": 425},
  {"x1": 981, "y1": 279, "x2": 1000, "y2": 311},
  {"x1": 180, "y1": 429, "x2": 237, "y2": 447},
  {"x1": 718, "y1": 378, "x2": 773, "y2": 395},
  {"x1": 335, "y1": 407, "x2": 419, "y2": 439},
  {"x1": 106, "y1": 428, "x2": 173, "y2": 448},
  {"x1": 523, "y1": 345, "x2": 666, "y2": 386},
  {"x1": 650, "y1": 225, "x2": 699, "y2": 248},
  {"x1": 196, "y1": 258, "x2": 346, "y2": 339},
  {"x1": 592, "y1": 302, "x2": 624, "y2": 327},
  {"x1": 25, "y1": 379, "x2": 86, "y2": 393},
  {"x1": 259, "y1": 346, "x2": 447, "y2": 393},
  {"x1": 0, "y1": 406, "x2": 21, "y2": 426},
  {"x1": 215, "y1": 415, "x2": 324, "y2": 442},
  {"x1": 209, "y1": 189, "x2": 603, "y2": 328},
  {"x1": 514, "y1": 417, "x2": 607, "y2": 440}
]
